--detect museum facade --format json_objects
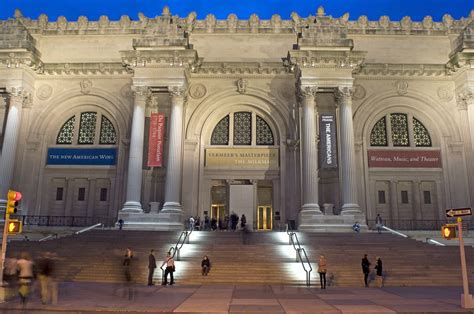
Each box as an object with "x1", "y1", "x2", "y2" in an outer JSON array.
[{"x1": 0, "y1": 6, "x2": 473, "y2": 230}]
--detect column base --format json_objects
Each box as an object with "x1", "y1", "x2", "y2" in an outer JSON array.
[
  {"x1": 301, "y1": 203, "x2": 323, "y2": 213},
  {"x1": 341, "y1": 203, "x2": 361, "y2": 215},
  {"x1": 161, "y1": 202, "x2": 182, "y2": 212},
  {"x1": 117, "y1": 212, "x2": 182, "y2": 231},
  {"x1": 121, "y1": 201, "x2": 143, "y2": 213},
  {"x1": 298, "y1": 213, "x2": 367, "y2": 232}
]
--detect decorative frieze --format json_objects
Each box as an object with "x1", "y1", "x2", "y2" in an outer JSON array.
[
  {"x1": 356, "y1": 63, "x2": 447, "y2": 77},
  {"x1": 39, "y1": 62, "x2": 131, "y2": 75}
]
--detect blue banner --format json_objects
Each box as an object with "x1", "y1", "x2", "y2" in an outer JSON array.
[{"x1": 47, "y1": 148, "x2": 117, "y2": 165}]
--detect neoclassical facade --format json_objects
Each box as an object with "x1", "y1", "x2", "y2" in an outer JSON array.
[{"x1": 0, "y1": 6, "x2": 473, "y2": 230}]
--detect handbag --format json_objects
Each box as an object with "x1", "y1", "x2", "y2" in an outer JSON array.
[{"x1": 171, "y1": 265, "x2": 176, "y2": 272}]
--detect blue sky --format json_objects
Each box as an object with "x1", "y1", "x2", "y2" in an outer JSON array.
[{"x1": 2, "y1": 0, "x2": 473, "y2": 21}]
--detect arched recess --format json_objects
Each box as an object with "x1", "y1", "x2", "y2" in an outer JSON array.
[{"x1": 354, "y1": 91, "x2": 466, "y2": 225}]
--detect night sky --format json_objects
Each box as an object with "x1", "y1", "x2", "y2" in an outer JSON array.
[{"x1": 1, "y1": 0, "x2": 473, "y2": 22}]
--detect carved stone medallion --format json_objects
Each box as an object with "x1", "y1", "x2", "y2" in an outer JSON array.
[
  {"x1": 437, "y1": 86, "x2": 453, "y2": 102},
  {"x1": 36, "y1": 84, "x2": 53, "y2": 100},
  {"x1": 352, "y1": 84, "x2": 366, "y2": 100},
  {"x1": 188, "y1": 83, "x2": 207, "y2": 99},
  {"x1": 394, "y1": 80, "x2": 408, "y2": 95},
  {"x1": 80, "y1": 79, "x2": 93, "y2": 94},
  {"x1": 120, "y1": 84, "x2": 133, "y2": 99}
]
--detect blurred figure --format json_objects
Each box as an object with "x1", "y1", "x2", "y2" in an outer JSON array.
[
  {"x1": 37, "y1": 251, "x2": 58, "y2": 304},
  {"x1": 4, "y1": 257, "x2": 18, "y2": 297},
  {"x1": 123, "y1": 247, "x2": 133, "y2": 266},
  {"x1": 361, "y1": 254, "x2": 371, "y2": 287},
  {"x1": 352, "y1": 222, "x2": 361, "y2": 233},
  {"x1": 148, "y1": 249, "x2": 156, "y2": 286},
  {"x1": 118, "y1": 218, "x2": 124, "y2": 230},
  {"x1": 318, "y1": 255, "x2": 327, "y2": 289},
  {"x1": 189, "y1": 216, "x2": 195, "y2": 231},
  {"x1": 201, "y1": 255, "x2": 211, "y2": 276},
  {"x1": 375, "y1": 214, "x2": 384, "y2": 234},
  {"x1": 17, "y1": 252, "x2": 34, "y2": 304},
  {"x1": 240, "y1": 214, "x2": 247, "y2": 229},
  {"x1": 161, "y1": 252, "x2": 175, "y2": 285},
  {"x1": 375, "y1": 256, "x2": 383, "y2": 288}
]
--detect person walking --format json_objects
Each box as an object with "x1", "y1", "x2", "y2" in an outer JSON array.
[
  {"x1": 375, "y1": 256, "x2": 383, "y2": 288},
  {"x1": 318, "y1": 255, "x2": 327, "y2": 289},
  {"x1": 161, "y1": 252, "x2": 175, "y2": 285},
  {"x1": 361, "y1": 254, "x2": 371, "y2": 287},
  {"x1": 201, "y1": 255, "x2": 211, "y2": 276},
  {"x1": 17, "y1": 252, "x2": 34, "y2": 304},
  {"x1": 148, "y1": 249, "x2": 157, "y2": 286},
  {"x1": 375, "y1": 214, "x2": 383, "y2": 234},
  {"x1": 240, "y1": 214, "x2": 247, "y2": 229},
  {"x1": 37, "y1": 251, "x2": 58, "y2": 305},
  {"x1": 123, "y1": 247, "x2": 134, "y2": 266}
]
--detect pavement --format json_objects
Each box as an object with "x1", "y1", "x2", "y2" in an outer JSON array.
[{"x1": 0, "y1": 281, "x2": 473, "y2": 313}]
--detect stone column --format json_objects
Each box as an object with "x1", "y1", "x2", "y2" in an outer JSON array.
[
  {"x1": 162, "y1": 86, "x2": 186, "y2": 213},
  {"x1": 389, "y1": 180, "x2": 399, "y2": 227},
  {"x1": 335, "y1": 86, "x2": 361, "y2": 214},
  {"x1": 0, "y1": 87, "x2": 26, "y2": 197},
  {"x1": 298, "y1": 85, "x2": 322, "y2": 224},
  {"x1": 87, "y1": 179, "x2": 97, "y2": 217},
  {"x1": 413, "y1": 180, "x2": 422, "y2": 220},
  {"x1": 121, "y1": 86, "x2": 149, "y2": 212},
  {"x1": 457, "y1": 92, "x2": 474, "y2": 207}
]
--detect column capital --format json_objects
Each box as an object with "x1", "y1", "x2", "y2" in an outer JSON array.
[
  {"x1": 168, "y1": 85, "x2": 186, "y2": 97},
  {"x1": 131, "y1": 85, "x2": 151, "y2": 97},
  {"x1": 335, "y1": 86, "x2": 355, "y2": 103},
  {"x1": 6, "y1": 87, "x2": 32, "y2": 108},
  {"x1": 298, "y1": 85, "x2": 318, "y2": 99},
  {"x1": 6, "y1": 86, "x2": 25, "y2": 97},
  {"x1": 456, "y1": 89, "x2": 474, "y2": 110}
]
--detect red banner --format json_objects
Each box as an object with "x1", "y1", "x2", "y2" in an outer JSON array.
[
  {"x1": 147, "y1": 113, "x2": 165, "y2": 167},
  {"x1": 368, "y1": 150, "x2": 442, "y2": 168}
]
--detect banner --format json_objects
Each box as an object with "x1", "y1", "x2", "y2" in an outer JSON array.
[
  {"x1": 147, "y1": 113, "x2": 165, "y2": 167},
  {"x1": 47, "y1": 148, "x2": 117, "y2": 165},
  {"x1": 368, "y1": 150, "x2": 442, "y2": 168},
  {"x1": 319, "y1": 114, "x2": 337, "y2": 168},
  {"x1": 205, "y1": 148, "x2": 279, "y2": 170}
]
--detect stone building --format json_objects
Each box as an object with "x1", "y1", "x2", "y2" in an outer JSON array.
[{"x1": 0, "y1": 6, "x2": 473, "y2": 230}]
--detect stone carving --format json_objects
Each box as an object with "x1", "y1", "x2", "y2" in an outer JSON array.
[
  {"x1": 38, "y1": 14, "x2": 48, "y2": 32},
  {"x1": 236, "y1": 78, "x2": 248, "y2": 94},
  {"x1": 119, "y1": 15, "x2": 131, "y2": 29},
  {"x1": 227, "y1": 14, "x2": 238, "y2": 33},
  {"x1": 0, "y1": 96, "x2": 6, "y2": 109},
  {"x1": 14, "y1": 9, "x2": 23, "y2": 19},
  {"x1": 205, "y1": 14, "x2": 216, "y2": 33},
  {"x1": 422, "y1": 16, "x2": 433, "y2": 30},
  {"x1": 335, "y1": 86, "x2": 355, "y2": 101},
  {"x1": 249, "y1": 14, "x2": 259, "y2": 33},
  {"x1": 189, "y1": 83, "x2": 207, "y2": 99},
  {"x1": 290, "y1": 12, "x2": 301, "y2": 32},
  {"x1": 138, "y1": 12, "x2": 148, "y2": 28},
  {"x1": 357, "y1": 15, "x2": 369, "y2": 29},
  {"x1": 77, "y1": 16, "x2": 88, "y2": 33},
  {"x1": 6, "y1": 86, "x2": 24, "y2": 97},
  {"x1": 457, "y1": 89, "x2": 474, "y2": 109},
  {"x1": 98, "y1": 15, "x2": 110, "y2": 33},
  {"x1": 23, "y1": 92, "x2": 33, "y2": 108},
  {"x1": 339, "y1": 13, "x2": 350, "y2": 26},
  {"x1": 36, "y1": 84, "x2": 53, "y2": 100},
  {"x1": 271, "y1": 14, "x2": 281, "y2": 33},
  {"x1": 132, "y1": 85, "x2": 151, "y2": 97},
  {"x1": 394, "y1": 80, "x2": 409, "y2": 95},
  {"x1": 186, "y1": 12, "x2": 197, "y2": 33},
  {"x1": 148, "y1": 94, "x2": 158, "y2": 108},
  {"x1": 401, "y1": 16, "x2": 412, "y2": 32},
  {"x1": 120, "y1": 84, "x2": 134, "y2": 99},
  {"x1": 299, "y1": 86, "x2": 318, "y2": 99},
  {"x1": 443, "y1": 14, "x2": 453, "y2": 30},
  {"x1": 352, "y1": 84, "x2": 366, "y2": 100},
  {"x1": 317, "y1": 6, "x2": 325, "y2": 17},
  {"x1": 379, "y1": 16, "x2": 390, "y2": 29},
  {"x1": 162, "y1": 5, "x2": 171, "y2": 16},
  {"x1": 437, "y1": 86, "x2": 453, "y2": 101},
  {"x1": 80, "y1": 79, "x2": 93, "y2": 94},
  {"x1": 168, "y1": 86, "x2": 186, "y2": 97},
  {"x1": 57, "y1": 16, "x2": 68, "y2": 33}
]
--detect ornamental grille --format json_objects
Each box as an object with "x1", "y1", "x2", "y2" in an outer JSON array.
[
  {"x1": 370, "y1": 117, "x2": 387, "y2": 146},
  {"x1": 210, "y1": 115, "x2": 229, "y2": 145},
  {"x1": 256, "y1": 115, "x2": 274, "y2": 145},
  {"x1": 413, "y1": 117, "x2": 431, "y2": 147},
  {"x1": 78, "y1": 112, "x2": 97, "y2": 144},
  {"x1": 56, "y1": 116, "x2": 75, "y2": 144},
  {"x1": 233, "y1": 112, "x2": 252, "y2": 145},
  {"x1": 99, "y1": 115, "x2": 117, "y2": 144},
  {"x1": 390, "y1": 113, "x2": 409, "y2": 146}
]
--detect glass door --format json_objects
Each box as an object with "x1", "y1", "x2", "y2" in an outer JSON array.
[{"x1": 257, "y1": 206, "x2": 272, "y2": 230}]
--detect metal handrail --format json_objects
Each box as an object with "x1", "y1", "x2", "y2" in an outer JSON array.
[
  {"x1": 286, "y1": 229, "x2": 312, "y2": 286},
  {"x1": 74, "y1": 223, "x2": 103, "y2": 235},
  {"x1": 381, "y1": 225, "x2": 408, "y2": 238},
  {"x1": 160, "y1": 228, "x2": 193, "y2": 284},
  {"x1": 38, "y1": 233, "x2": 58, "y2": 242}
]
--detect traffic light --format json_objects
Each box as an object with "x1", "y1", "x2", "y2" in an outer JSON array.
[
  {"x1": 441, "y1": 224, "x2": 457, "y2": 240},
  {"x1": 6, "y1": 190, "x2": 21, "y2": 215},
  {"x1": 7, "y1": 219, "x2": 22, "y2": 234}
]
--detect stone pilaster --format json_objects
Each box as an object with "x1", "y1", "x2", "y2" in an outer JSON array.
[
  {"x1": 0, "y1": 87, "x2": 26, "y2": 197},
  {"x1": 335, "y1": 86, "x2": 361, "y2": 214},
  {"x1": 121, "y1": 85, "x2": 150, "y2": 212},
  {"x1": 457, "y1": 91, "x2": 474, "y2": 207}
]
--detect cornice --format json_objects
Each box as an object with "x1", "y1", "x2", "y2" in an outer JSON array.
[
  {"x1": 286, "y1": 50, "x2": 366, "y2": 72},
  {"x1": 191, "y1": 62, "x2": 290, "y2": 77},
  {"x1": 7, "y1": 7, "x2": 472, "y2": 37},
  {"x1": 39, "y1": 62, "x2": 131, "y2": 75},
  {"x1": 356, "y1": 63, "x2": 448, "y2": 78},
  {"x1": 121, "y1": 49, "x2": 199, "y2": 71}
]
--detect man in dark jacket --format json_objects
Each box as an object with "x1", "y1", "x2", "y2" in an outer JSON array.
[
  {"x1": 148, "y1": 249, "x2": 157, "y2": 286},
  {"x1": 361, "y1": 254, "x2": 371, "y2": 287}
]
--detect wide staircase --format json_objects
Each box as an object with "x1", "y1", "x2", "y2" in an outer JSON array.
[{"x1": 6, "y1": 229, "x2": 474, "y2": 287}]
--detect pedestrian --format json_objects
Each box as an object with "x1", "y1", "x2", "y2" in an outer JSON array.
[
  {"x1": 4, "y1": 257, "x2": 18, "y2": 298},
  {"x1": 375, "y1": 214, "x2": 383, "y2": 234},
  {"x1": 318, "y1": 254, "x2": 327, "y2": 289},
  {"x1": 17, "y1": 252, "x2": 34, "y2": 304},
  {"x1": 352, "y1": 222, "x2": 361, "y2": 233},
  {"x1": 37, "y1": 251, "x2": 58, "y2": 305},
  {"x1": 148, "y1": 249, "x2": 156, "y2": 286},
  {"x1": 240, "y1": 214, "x2": 246, "y2": 229},
  {"x1": 189, "y1": 216, "x2": 195, "y2": 231},
  {"x1": 123, "y1": 247, "x2": 133, "y2": 266},
  {"x1": 161, "y1": 252, "x2": 175, "y2": 285},
  {"x1": 118, "y1": 218, "x2": 124, "y2": 230},
  {"x1": 201, "y1": 255, "x2": 211, "y2": 276},
  {"x1": 204, "y1": 214, "x2": 210, "y2": 231},
  {"x1": 375, "y1": 256, "x2": 383, "y2": 288},
  {"x1": 361, "y1": 254, "x2": 371, "y2": 287}
]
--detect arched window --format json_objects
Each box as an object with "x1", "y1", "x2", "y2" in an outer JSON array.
[
  {"x1": 370, "y1": 113, "x2": 432, "y2": 147},
  {"x1": 210, "y1": 111, "x2": 275, "y2": 146},
  {"x1": 56, "y1": 111, "x2": 117, "y2": 145}
]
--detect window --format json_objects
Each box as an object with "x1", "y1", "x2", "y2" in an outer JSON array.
[
  {"x1": 377, "y1": 190, "x2": 386, "y2": 204},
  {"x1": 210, "y1": 112, "x2": 275, "y2": 146},
  {"x1": 370, "y1": 113, "x2": 432, "y2": 147},
  {"x1": 401, "y1": 190, "x2": 409, "y2": 204},
  {"x1": 56, "y1": 187, "x2": 64, "y2": 201},
  {"x1": 423, "y1": 191, "x2": 431, "y2": 204},
  {"x1": 100, "y1": 188, "x2": 108, "y2": 202},
  {"x1": 56, "y1": 111, "x2": 117, "y2": 145},
  {"x1": 78, "y1": 188, "x2": 86, "y2": 201}
]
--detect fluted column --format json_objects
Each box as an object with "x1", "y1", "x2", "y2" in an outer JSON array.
[
  {"x1": 457, "y1": 91, "x2": 474, "y2": 207},
  {"x1": 0, "y1": 87, "x2": 26, "y2": 197},
  {"x1": 335, "y1": 86, "x2": 361, "y2": 214},
  {"x1": 299, "y1": 86, "x2": 321, "y2": 213},
  {"x1": 162, "y1": 86, "x2": 186, "y2": 212},
  {"x1": 121, "y1": 86, "x2": 149, "y2": 212}
]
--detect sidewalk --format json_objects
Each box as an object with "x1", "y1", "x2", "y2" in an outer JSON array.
[{"x1": 0, "y1": 281, "x2": 471, "y2": 313}]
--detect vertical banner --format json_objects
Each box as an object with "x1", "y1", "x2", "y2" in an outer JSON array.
[
  {"x1": 147, "y1": 112, "x2": 165, "y2": 167},
  {"x1": 319, "y1": 113, "x2": 337, "y2": 168}
]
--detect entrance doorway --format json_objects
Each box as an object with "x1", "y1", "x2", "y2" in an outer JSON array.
[
  {"x1": 257, "y1": 206, "x2": 272, "y2": 230},
  {"x1": 211, "y1": 204, "x2": 226, "y2": 222}
]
